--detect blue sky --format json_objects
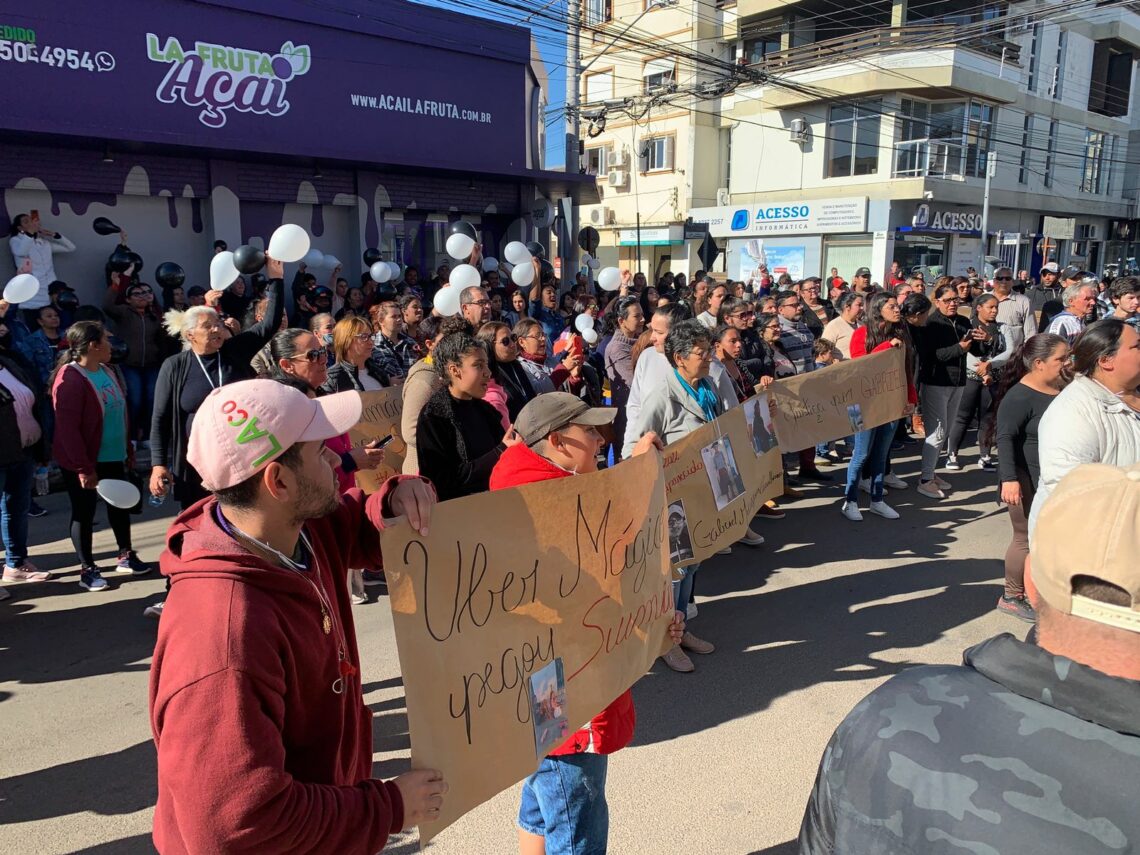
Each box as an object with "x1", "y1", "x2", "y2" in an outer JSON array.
[{"x1": 414, "y1": 0, "x2": 567, "y2": 169}]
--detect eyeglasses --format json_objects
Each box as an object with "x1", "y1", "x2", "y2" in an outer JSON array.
[
  {"x1": 522, "y1": 332, "x2": 546, "y2": 341},
  {"x1": 498, "y1": 334, "x2": 519, "y2": 346},
  {"x1": 292, "y1": 348, "x2": 325, "y2": 363},
  {"x1": 731, "y1": 311, "x2": 755, "y2": 319},
  {"x1": 939, "y1": 297, "x2": 960, "y2": 305},
  {"x1": 352, "y1": 333, "x2": 372, "y2": 342},
  {"x1": 466, "y1": 299, "x2": 491, "y2": 308},
  {"x1": 994, "y1": 276, "x2": 1013, "y2": 281}
]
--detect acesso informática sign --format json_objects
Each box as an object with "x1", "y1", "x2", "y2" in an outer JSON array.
[{"x1": 688, "y1": 198, "x2": 867, "y2": 238}]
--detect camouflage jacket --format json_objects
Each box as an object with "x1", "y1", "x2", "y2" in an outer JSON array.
[{"x1": 799, "y1": 634, "x2": 1140, "y2": 855}]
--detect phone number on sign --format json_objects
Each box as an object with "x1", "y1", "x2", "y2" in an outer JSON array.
[{"x1": 0, "y1": 41, "x2": 115, "y2": 71}]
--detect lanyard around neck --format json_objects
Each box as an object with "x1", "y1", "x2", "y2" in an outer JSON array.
[{"x1": 194, "y1": 352, "x2": 223, "y2": 389}]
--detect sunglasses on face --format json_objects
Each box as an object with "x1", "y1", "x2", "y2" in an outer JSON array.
[
  {"x1": 292, "y1": 348, "x2": 325, "y2": 363},
  {"x1": 994, "y1": 276, "x2": 1013, "y2": 281},
  {"x1": 498, "y1": 333, "x2": 519, "y2": 346},
  {"x1": 731, "y1": 311, "x2": 755, "y2": 319},
  {"x1": 939, "y1": 297, "x2": 960, "y2": 304}
]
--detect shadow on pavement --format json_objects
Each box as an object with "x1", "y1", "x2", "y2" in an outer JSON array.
[
  {"x1": 67, "y1": 833, "x2": 155, "y2": 854},
  {"x1": 749, "y1": 840, "x2": 798, "y2": 855}
]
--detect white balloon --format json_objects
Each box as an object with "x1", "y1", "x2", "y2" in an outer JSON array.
[
  {"x1": 433, "y1": 285, "x2": 462, "y2": 316},
  {"x1": 3, "y1": 273, "x2": 39, "y2": 304},
  {"x1": 574, "y1": 314, "x2": 594, "y2": 334},
  {"x1": 587, "y1": 256, "x2": 601, "y2": 270},
  {"x1": 370, "y1": 261, "x2": 392, "y2": 283},
  {"x1": 386, "y1": 261, "x2": 402, "y2": 280},
  {"x1": 482, "y1": 257, "x2": 499, "y2": 273},
  {"x1": 210, "y1": 251, "x2": 240, "y2": 291},
  {"x1": 582, "y1": 328, "x2": 599, "y2": 345},
  {"x1": 96, "y1": 478, "x2": 140, "y2": 509},
  {"x1": 597, "y1": 267, "x2": 622, "y2": 291},
  {"x1": 267, "y1": 224, "x2": 311, "y2": 263},
  {"x1": 450, "y1": 263, "x2": 481, "y2": 291},
  {"x1": 323, "y1": 254, "x2": 341, "y2": 270},
  {"x1": 504, "y1": 241, "x2": 532, "y2": 265},
  {"x1": 511, "y1": 262, "x2": 535, "y2": 288},
  {"x1": 301, "y1": 248, "x2": 324, "y2": 267},
  {"x1": 446, "y1": 232, "x2": 475, "y2": 261}
]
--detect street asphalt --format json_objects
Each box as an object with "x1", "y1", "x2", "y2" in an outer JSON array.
[{"x1": 0, "y1": 445, "x2": 1020, "y2": 854}]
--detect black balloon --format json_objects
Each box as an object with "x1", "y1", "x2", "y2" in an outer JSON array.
[
  {"x1": 539, "y1": 259, "x2": 555, "y2": 278},
  {"x1": 92, "y1": 216, "x2": 121, "y2": 236},
  {"x1": 107, "y1": 246, "x2": 133, "y2": 273},
  {"x1": 233, "y1": 244, "x2": 267, "y2": 275},
  {"x1": 362, "y1": 247, "x2": 382, "y2": 266},
  {"x1": 449, "y1": 220, "x2": 478, "y2": 242},
  {"x1": 526, "y1": 241, "x2": 546, "y2": 259},
  {"x1": 154, "y1": 261, "x2": 185, "y2": 289},
  {"x1": 577, "y1": 226, "x2": 600, "y2": 254},
  {"x1": 375, "y1": 284, "x2": 398, "y2": 303},
  {"x1": 125, "y1": 251, "x2": 144, "y2": 272}
]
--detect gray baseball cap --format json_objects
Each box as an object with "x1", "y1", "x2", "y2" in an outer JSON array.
[{"x1": 515, "y1": 392, "x2": 616, "y2": 447}]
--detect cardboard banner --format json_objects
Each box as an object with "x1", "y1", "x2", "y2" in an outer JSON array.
[
  {"x1": 663, "y1": 401, "x2": 784, "y2": 568},
  {"x1": 380, "y1": 452, "x2": 673, "y2": 843},
  {"x1": 347, "y1": 388, "x2": 407, "y2": 492},
  {"x1": 768, "y1": 348, "x2": 908, "y2": 452}
]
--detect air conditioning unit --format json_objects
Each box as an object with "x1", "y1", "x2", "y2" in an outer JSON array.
[
  {"x1": 586, "y1": 205, "x2": 614, "y2": 226},
  {"x1": 610, "y1": 147, "x2": 630, "y2": 169},
  {"x1": 607, "y1": 168, "x2": 629, "y2": 189},
  {"x1": 716, "y1": 187, "x2": 730, "y2": 206},
  {"x1": 790, "y1": 117, "x2": 808, "y2": 143}
]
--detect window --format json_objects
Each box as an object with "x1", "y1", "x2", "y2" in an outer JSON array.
[
  {"x1": 1026, "y1": 22, "x2": 1041, "y2": 93},
  {"x1": 964, "y1": 101, "x2": 994, "y2": 178},
  {"x1": 639, "y1": 135, "x2": 674, "y2": 172},
  {"x1": 1082, "y1": 131, "x2": 1111, "y2": 194},
  {"x1": 893, "y1": 97, "x2": 994, "y2": 178},
  {"x1": 1089, "y1": 41, "x2": 1134, "y2": 117},
  {"x1": 1044, "y1": 120, "x2": 1058, "y2": 188},
  {"x1": 826, "y1": 100, "x2": 881, "y2": 178},
  {"x1": 585, "y1": 145, "x2": 612, "y2": 176},
  {"x1": 1018, "y1": 114, "x2": 1033, "y2": 184},
  {"x1": 642, "y1": 58, "x2": 675, "y2": 93},
  {"x1": 1052, "y1": 31, "x2": 1066, "y2": 100},
  {"x1": 584, "y1": 0, "x2": 612, "y2": 26},
  {"x1": 585, "y1": 70, "x2": 613, "y2": 105}
]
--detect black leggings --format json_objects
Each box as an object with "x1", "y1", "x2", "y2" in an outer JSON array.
[
  {"x1": 62, "y1": 462, "x2": 133, "y2": 568},
  {"x1": 948, "y1": 378, "x2": 994, "y2": 455}
]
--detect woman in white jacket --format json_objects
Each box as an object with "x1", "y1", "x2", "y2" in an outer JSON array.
[
  {"x1": 1029, "y1": 318, "x2": 1140, "y2": 537},
  {"x1": 8, "y1": 213, "x2": 75, "y2": 311}
]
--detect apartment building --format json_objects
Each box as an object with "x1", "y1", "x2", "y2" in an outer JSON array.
[{"x1": 675, "y1": 0, "x2": 1140, "y2": 282}]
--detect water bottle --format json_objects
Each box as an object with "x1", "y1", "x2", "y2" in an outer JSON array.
[
  {"x1": 33, "y1": 466, "x2": 49, "y2": 496},
  {"x1": 149, "y1": 478, "x2": 169, "y2": 508}
]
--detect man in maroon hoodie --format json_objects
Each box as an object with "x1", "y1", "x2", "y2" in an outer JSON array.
[
  {"x1": 489, "y1": 392, "x2": 681, "y2": 855},
  {"x1": 149, "y1": 379, "x2": 447, "y2": 853}
]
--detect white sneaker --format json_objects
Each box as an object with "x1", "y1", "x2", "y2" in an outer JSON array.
[
  {"x1": 883, "y1": 473, "x2": 908, "y2": 490},
  {"x1": 869, "y1": 500, "x2": 900, "y2": 520},
  {"x1": 350, "y1": 593, "x2": 368, "y2": 605},
  {"x1": 143, "y1": 601, "x2": 165, "y2": 618},
  {"x1": 686, "y1": 602, "x2": 698, "y2": 620},
  {"x1": 858, "y1": 478, "x2": 887, "y2": 496},
  {"x1": 738, "y1": 528, "x2": 765, "y2": 546},
  {"x1": 840, "y1": 501, "x2": 863, "y2": 521},
  {"x1": 917, "y1": 480, "x2": 946, "y2": 499}
]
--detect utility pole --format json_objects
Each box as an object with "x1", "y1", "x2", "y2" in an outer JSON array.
[
  {"x1": 558, "y1": 0, "x2": 581, "y2": 297},
  {"x1": 979, "y1": 150, "x2": 997, "y2": 275}
]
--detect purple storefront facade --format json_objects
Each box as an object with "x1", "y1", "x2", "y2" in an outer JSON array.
[{"x1": 0, "y1": 0, "x2": 592, "y2": 300}]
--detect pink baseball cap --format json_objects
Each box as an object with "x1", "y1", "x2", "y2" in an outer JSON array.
[{"x1": 187, "y1": 380, "x2": 363, "y2": 491}]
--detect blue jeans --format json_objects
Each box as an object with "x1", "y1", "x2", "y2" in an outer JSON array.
[
  {"x1": 673, "y1": 561, "x2": 700, "y2": 614},
  {"x1": 121, "y1": 365, "x2": 160, "y2": 441},
  {"x1": 0, "y1": 457, "x2": 34, "y2": 567},
  {"x1": 518, "y1": 753, "x2": 609, "y2": 855},
  {"x1": 844, "y1": 421, "x2": 896, "y2": 503}
]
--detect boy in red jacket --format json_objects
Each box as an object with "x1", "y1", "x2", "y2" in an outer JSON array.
[
  {"x1": 489, "y1": 392, "x2": 682, "y2": 855},
  {"x1": 149, "y1": 380, "x2": 447, "y2": 853}
]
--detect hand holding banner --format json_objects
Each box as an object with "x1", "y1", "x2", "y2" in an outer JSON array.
[{"x1": 347, "y1": 388, "x2": 406, "y2": 492}]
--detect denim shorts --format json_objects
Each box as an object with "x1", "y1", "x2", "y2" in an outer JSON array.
[{"x1": 518, "y1": 753, "x2": 609, "y2": 855}]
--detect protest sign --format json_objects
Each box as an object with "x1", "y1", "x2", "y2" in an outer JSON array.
[
  {"x1": 663, "y1": 403, "x2": 784, "y2": 568},
  {"x1": 346, "y1": 388, "x2": 407, "y2": 492},
  {"x1": 380, "y1": 451, "x2": 673, "y2": 843},
  {"x1": 768, "y1": 348, "x2": 907, "y2": 451}
]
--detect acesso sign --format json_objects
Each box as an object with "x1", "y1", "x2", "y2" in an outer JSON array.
[
  {"x1": 911, "y1": 204, "x2": 983, "y2": 233},
  {"x1": 689, "y1": 197, "x2": 867, "y2": 238}
]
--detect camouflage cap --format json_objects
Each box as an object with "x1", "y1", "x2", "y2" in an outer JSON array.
[{"x1": 1033, "y1": 463, "x2": 1140, "y2": 633}]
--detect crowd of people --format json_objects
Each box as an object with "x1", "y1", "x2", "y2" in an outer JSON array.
[{"x1": 4, "y1": 212, "x2": 1140, "y2": 854}]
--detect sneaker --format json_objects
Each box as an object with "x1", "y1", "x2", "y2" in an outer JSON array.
[
  {"x1": 997, "y1": 594, "x2": 1036, "y2": 623},
  {"x1": 917, "y1": 480, "x2": 946, "y2": 499},
  {"x1": 3, "y1": 562, "x2": 51, "y2": 583},
  {"x1": 798, "y1": 467, "x2": 833, "y2": 482},
  {"x1": 978, "y1": 455, "x2": 997, "y2": 472},
  {"x1": 933, "y1": 475, "x2": 952, "y2": 490},
  {"x1": 79, "y1": 567, "x2": 109, "y2": 592},
  {"x1": 679, "y1": 631, "x2": 715, "y2": 654},
  {"x1": 890, "y1": 440, "x2": 905, "y2": 451},
  {"x1": 858, "y1": 478, "x2": 888, "y2": 497},
  {"x1": 662, "y1": 645, "x2": 695, "y2": 672},
  {"x1": 686, "y1": 602, "x2": 698, "y2": 620},
  {"x1": 716, "y1": 546, "x2": 732, "y2": 556},
  {"x1": 27, "y1": 502, "x2": 47, "y2": 519},
  {"x1": 816, "y1": 450, "x2": 842, "y2": 465},
  {"x1": 945, "y1": 454, "x2": 962, "y2": 471},
  {"x1": 143, "y1": 601, "x2": 165, "y2": 618},
  {"x1": 362, "y1": 570, "x2": 387, "y2": 588},
  {"x1": 840, "y1": 501, "x2": 863, "y2": 522},
  {"x1": 869, "y1": 500, "x2": 900, "y2": 520},
  {"x1": 738, "y1": 528, "x2": 765, "y2": 547},
  {"x1": 349, "y1": 592, "x2": 368, "y2": 605},
  {"x1": 754, "y1": 504, "x2": 785, "y2": 520},
  {"x1": 883, "y1": 473, "x2": 908, "y2": 490},
  {"x1": 115, "y1": 550, "x2": 151, "y2": 575}
]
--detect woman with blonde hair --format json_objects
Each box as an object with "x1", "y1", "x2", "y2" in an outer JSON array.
[{"x1": 321, "y1": 315, "x2": 390, "y2": 393}]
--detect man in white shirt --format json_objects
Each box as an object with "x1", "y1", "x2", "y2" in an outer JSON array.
[
  {"x1": 8, "y1": 212, "x2": 75, "y2": 311},
  {"x1": 992, "y1": 266, "x2": 1036, "y2": 351},
  {"x1": 1045, "y1": 282, "x2": 1096, "y2": 345}
]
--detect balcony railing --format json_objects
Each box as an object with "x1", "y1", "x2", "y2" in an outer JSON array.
[
  {"x1": 893, "y1": 138, "x2": 965, "y2": 178},
  {"x1": 752, "y1": 24, "x2": 1021, "y2": 74}
]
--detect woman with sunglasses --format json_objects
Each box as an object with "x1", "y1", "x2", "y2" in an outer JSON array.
[
  {"x1": 912, "y1": 284, "x2": 986, "y2": 498},
  {"x1": 476, "y1": 321, "x2": 536, "y2": 427},
  {"x1": 321, "y1": 316, "x2": 390, "y2": 394}
]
